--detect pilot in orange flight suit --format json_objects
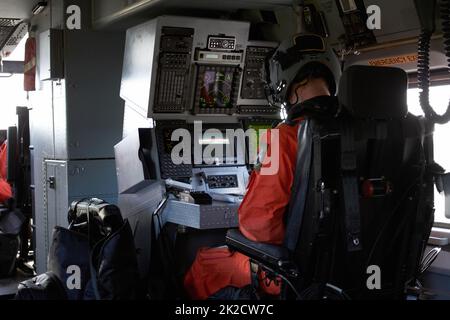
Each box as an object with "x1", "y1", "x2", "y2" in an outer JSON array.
[
  {"x1": 184, "y1": 61, "x2": 338, "y2": 299},
  {"x1": 0, "y1": 139, "x2": 13, "y2": 204}
]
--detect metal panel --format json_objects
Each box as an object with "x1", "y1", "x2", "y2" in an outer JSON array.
[
  {"x1": 164, "y1": 200, "x2": 239, "y2": 229},
  {"x1": 114, "y1": 127, "x2": 161, "y2": 194},
  {"x1": 237, "y1": 41, "x2": 279, "y2": 111},
  {"x1": 316, "y1": 0, "x2": 346, "y2": 47},
  {"x1": 29, "y1": 80, "x2": 55, "y2": 159},
  {"x1": 122, "y1": 103, "x2": 154, "y2": 139},
  {"x1": 319, "y1": 0, "x2": 422, "y2": 47},
  {"x1": 369, "y1": 0, "x2": 420, "y2": 43},
  {"x1": 53, "y1": 80, "x2": 68, "y2": 159},
  {"x1": 120, "y1": 19, "x2": 159, "y2": 117},
  {"x1": 0, "y1": 60, "x2": 24, "y2": 74},
  {"x1": 36, "y1": 159, "x2": 117, "y2": 273},
  {"x1": 345, "y1": 37, "x2": 447, "y2": 72},
  {"x1": 33, "y1": 159, "x2": 50, "y2": 275},
  {"x1": 118, "y1": 182, "x2": 165, "y2": 278},
  {"x1": 191, "y1": 166, "x2": 249, "y2": 195},
  {"x1": 64, "y1": 30, "x2": 125, "y2": 159},
  {"x1": 93, "y1": 0, "x2": 292, "y2": 29},
  {"x1": 29, "y1": 4, "x2": 126, "y2": 274},
  {"x1": 35, "y1": 160, "x2": 69, "y2": 274},
  {"x1": 0, "y1": 0, "x2": 36, "y2": 19},
  {"x1": 38, "y1": 29, "x2": 64, "y2": 81},
  {"x1": 66, "y1": 159, "x2": 119, "y2": 201}
]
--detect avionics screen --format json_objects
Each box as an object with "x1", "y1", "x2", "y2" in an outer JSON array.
[
  {"x1": 197, "y1": 130, "x2": 237, "y2": 165},
  {"x1": 196, "y1": 65, "x2": 237, "y2": 109}
]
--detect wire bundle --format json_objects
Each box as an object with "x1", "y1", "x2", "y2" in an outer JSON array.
[{"x1": 417, "y1": 0, "x2": 450, "y2": 124}]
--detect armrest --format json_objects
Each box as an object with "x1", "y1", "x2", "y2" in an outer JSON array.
[{"x1": 226, "y1": 229, "x2": 297, "y2": 276}]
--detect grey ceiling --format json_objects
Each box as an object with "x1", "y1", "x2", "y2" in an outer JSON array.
[{"x1": 0, "y1": 0, "x2": 37, "y2": 20}]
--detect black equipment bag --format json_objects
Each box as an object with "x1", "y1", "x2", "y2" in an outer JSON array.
[
  {"x1": 67, "y1": 199, "x2": 139, "y2": 300},
  {"x1": 0, "y1": 208, "x2": 25, "y2": 236},
  {"x1": 147, "y1": 198, "x2": 182, "y2": 300},
  {"x1": 16, "y1": 199, "x2": 139, "y2": 300},
  {"x1": 0, "y1": 207, "x2": 24, "y2": 278},
  {"x1": 47, "y1": 226, "x2": 90, "y2": 300},
  {"x1": 15, "y1": 272, "x2": 67, "y2": 300},
  {"x1": 84, "y1": 219, "x2": 139, "y2": 300},
  {"x1": 0, "y1": 233, "x2": 19, "y2": 278}
]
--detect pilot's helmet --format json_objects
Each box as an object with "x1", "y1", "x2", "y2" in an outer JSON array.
[{"x1": 265, "y1": 34, "x2": 341, "y2": 108}]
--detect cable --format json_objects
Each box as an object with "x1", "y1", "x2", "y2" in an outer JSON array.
[
  {"x1": 420, "y1": 247, "x2": 441, "y2": 274},
  {"x1": 264, "y1": 85, "x2": 284, "y2": 111},
  {"x1": 325, "y1": 283, "x2": 351, "y2": 300},
  {"x1": 278, "y1": 273, "x2": 302, "y2": 299},
  {"x1": 417, "y1": 0, "x2": 450, "y2": 124}
]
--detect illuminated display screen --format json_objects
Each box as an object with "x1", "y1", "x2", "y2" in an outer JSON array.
[
  {"x1": 197, "y1": 66, "x2": 236, "y2": 109},
  {"x1": 205, "y1": 53, "x2": 220, "y2": 59},
  {"x1": 162, "y1": 127, "x2": 238, "y2": 166},
  {"x1": 197, "y1": 130, "x2": 237, "y2": 165}
]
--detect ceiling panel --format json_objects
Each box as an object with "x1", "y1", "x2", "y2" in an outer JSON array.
[
  {"x1": 0, "y1": 0, "x2": 36, "y2": 20},
  {"x1": 93, "y1": 0, "x2": 293, "y2": 29}
]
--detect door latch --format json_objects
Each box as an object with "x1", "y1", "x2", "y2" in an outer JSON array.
[{"x1": 47, "y1": 176, "x2": 56, "y2": 189}]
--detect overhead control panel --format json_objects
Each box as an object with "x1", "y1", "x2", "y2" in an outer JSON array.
[
  {"x1": 335, "y1": 0, "x2": 376, "y2": 48},
  {"x1": 120, "y1": 16, "x2": 279, "y2": 118},
  {"x1": 207, "y1": 36, "x2": 237, "y2": 51},
  {"x1": 241, "y1": 46, "x2": 271, "y2": 100},
  {"x1": 238, "y1": 43, "x2": 278, "y2": 115},
  {"x1": 154, "y1": 27, "x2": 194, "y2": 113}
]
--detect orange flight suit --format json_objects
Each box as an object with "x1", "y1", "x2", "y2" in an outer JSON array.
[
  {"x1": 0, "y1": 143, "x2": 12, "y2": 204},
  {"x1": 184, "y1": 120, "x2": 301, "y2": 300}
]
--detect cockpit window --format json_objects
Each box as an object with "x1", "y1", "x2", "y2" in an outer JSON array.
[
  {"x1": 0, "y1": 74, "x2": 28, "y2": 130},
  {"x1": 408, "y1": 85, "x2": 450, "y2": 225},
  {"x1": 0, "y1": 34, "x2": 28, "y2": 130}
]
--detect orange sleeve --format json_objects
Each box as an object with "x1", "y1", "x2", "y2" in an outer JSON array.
[
  {"x1": 0, "y1": 143, "x2": 7, "y2": 180},
  {"x1": 0, "y1": 179, "x2": 12, "y2": 204},
  {"x1": 0, "y1": 144, "x2": 12, "y2": 204},
  {"x1": 238, "y1": 123, "x2": 300, "y2": 245}
]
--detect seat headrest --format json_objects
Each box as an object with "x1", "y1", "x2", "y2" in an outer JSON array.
[{"x1": 338, "y1": 65, "x2": 408, "y2": 120}]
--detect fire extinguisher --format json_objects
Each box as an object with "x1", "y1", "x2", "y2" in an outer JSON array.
[{"x1": 23, "y1": 36, "x2": 36, "y2": 92}]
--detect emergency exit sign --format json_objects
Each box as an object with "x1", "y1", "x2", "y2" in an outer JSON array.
[{"x1": 368, "y1": 54, "x2": 418, "y2": 66}]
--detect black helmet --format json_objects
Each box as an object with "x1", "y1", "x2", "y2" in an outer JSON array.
[
  {"x1": 289, "y1": 61, "x2": 337, "y2": 98},
  {"x1": 265, "y1": 34, "x2": 341, "y2": 108}
]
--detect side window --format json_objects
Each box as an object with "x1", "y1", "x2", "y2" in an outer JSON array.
[
  {"x1": 0, "y1": 34, "x2": 28, "y2": 130},
  {"x1": 407, "y1": 85, "x2": 450, "y2": 225},
  {"x1": 0, "y1": 75, "x2": 28, "y2": 129}
]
